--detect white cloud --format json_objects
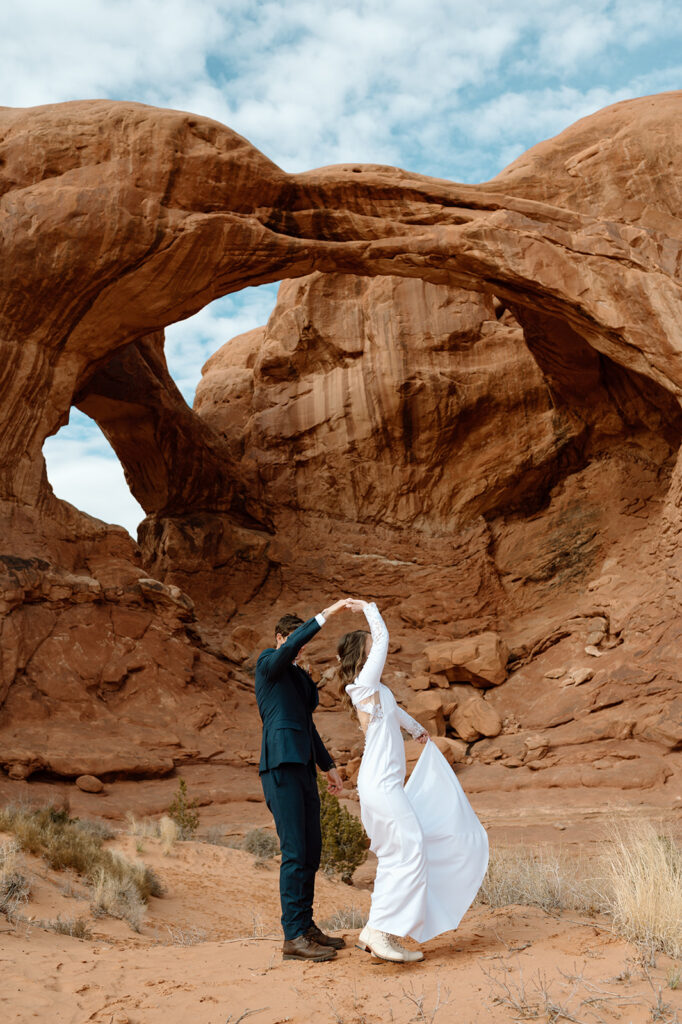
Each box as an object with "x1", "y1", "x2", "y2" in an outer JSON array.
[
  {"x1": 165, "y1": 284, "x2": 279, "y2": 403},
  {"x1": 43, "y1": 412, "x2": 145, "y2": 538},
  {"x1": 8, "y1": 0, "x2": 682, "y2": 529},
  {"x1": 3, "y1": 0, "x2": 678, "y2": 176}
]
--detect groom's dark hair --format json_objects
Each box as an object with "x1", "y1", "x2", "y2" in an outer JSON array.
[{"x1": 275, "y1": 613, "x2": 304, "y2": 639}]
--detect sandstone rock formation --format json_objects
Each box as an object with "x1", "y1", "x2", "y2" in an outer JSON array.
[{"x1": 0, "y1": 92, "x2": 681, "y2": 800}]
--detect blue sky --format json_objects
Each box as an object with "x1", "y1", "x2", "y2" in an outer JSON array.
[{"x1": 2, "y1": 0, "x2": 680, "y2": 534}]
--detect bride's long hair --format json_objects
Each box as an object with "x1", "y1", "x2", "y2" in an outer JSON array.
[{"x1": 335, "y1": 629, "x2": 370, "y2": 718}]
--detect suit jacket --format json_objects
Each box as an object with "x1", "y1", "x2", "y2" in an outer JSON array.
[{"x1": 255, "y1": 616, "x2": 335, "y2": 774}]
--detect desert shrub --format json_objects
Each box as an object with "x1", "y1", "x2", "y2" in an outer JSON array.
[
  {"x1": 0, "y1": 805, "x2": 104, "y2": 874},
  {"x1": 0, "y1": 840, "x2": 31, "y2": 921},
  {"x1": 44, "y1": 915, "x2": 93, "y2": 939},
  {"x1": 91, "y1": 866, "x2": 146, "y2": 932},
  {"x1": 317, "y1": 775, "x2": 368, "y2": 883},
  {"x1": 0, "y1": 804, "x2": 163, "y2": 930},
  {"x1": 241, "y1": 828, "x2": 279, "y2": 859},
  {"x1": 167, "y1": 778, "x2": 199, "y2": 839},
  {"x1": 598, "y1": 821, "x2": 682, "y2": 960}
]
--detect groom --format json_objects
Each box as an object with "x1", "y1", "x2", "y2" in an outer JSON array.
[{"x1": 255, "y1": 598, "x2": 348, "y2": 962}]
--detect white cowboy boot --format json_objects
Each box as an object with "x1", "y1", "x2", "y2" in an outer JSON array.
[
  {"x1": 387, "y1": 934, "x2": 424, "y2": 962},
  {"x1": 357, "y1": 925, "x2": 404, "y2": 962},
  {"x1": 356, "y1": 925, "x2": 423, "y2": 963}
]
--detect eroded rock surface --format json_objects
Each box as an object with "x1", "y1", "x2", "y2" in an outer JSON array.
[{"x1": 0, "y1": 93, "x2": 681, "y2": 801}]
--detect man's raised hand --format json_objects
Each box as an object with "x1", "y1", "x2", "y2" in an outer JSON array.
[
  {"x1": 322, "y1": 598, "x2": 351, "y2": 618},
  {"x1": 345, "y1": 598, "x2": 367, "y2": 614}
]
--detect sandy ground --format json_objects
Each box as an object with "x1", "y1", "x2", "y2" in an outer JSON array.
[{"x1": 1, "y1": 821, "x2": 681, "y2": 1024}]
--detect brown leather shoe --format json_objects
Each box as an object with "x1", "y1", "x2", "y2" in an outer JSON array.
[
  {"x1": 282, "y1": 934, "x2": 337, "y2": 961},
  {"x1": 305, "y1": 923, "x2": 346, "y2": 950}
]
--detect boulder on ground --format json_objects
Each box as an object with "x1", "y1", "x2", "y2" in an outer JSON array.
[
  {"x1": 405, "y1": 691, "x2": 445, "y2": 736},
  {"x1": 450, "y1": 697, "x2": 503, "y2": 742},
  {"x1": 76, "y1": 774, "x2": 104, "y2": 793},
  {"x1": 409, "y1": 672, "x2": 431, "y2": 691},
  {"x1": 424, "y1": 632, "x2": 508, "y2": 687}
]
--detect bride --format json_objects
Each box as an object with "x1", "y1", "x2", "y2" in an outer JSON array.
[{"x1": 337, "y1": 598, "x2": 489, "y2": 963}]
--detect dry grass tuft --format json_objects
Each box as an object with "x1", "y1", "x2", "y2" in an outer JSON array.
[
  {"x1": 42, "y1": 915, "x2": 93, "y2": 940},
  {"x1": 477, "y1": 845, "x2": 596, "y2": 915},
  {"x1": 158, "y1": 815, "x2": 179, "y2": 855},
  {"x1": 125, "y1": 813, "x2": 180, "y2": 855},
  {"x1": 597, "y1": 820, "x2": 682, "y2": 961},
  {"x1": 0, "y1": 804, "x2": 164, "y2": 932},
  {"x1": 74, "y1": 818, "x2": 116, "y2": 841},
  {"x1": 162, "y1": 923, "x2": 209, "y2": 945},
  {"x1": 91, "y1": 863, "x2": 146, "y2": 932},
  {"x1": 0, "y1": 839, "x2": 31, "y2": 921},
  {"x1": 477, "y1": 820, "x2": 682, "y2": 962},
  {"x1": 319, "y1": 905, "x2": 368, "y2": 931},
  {"x1": 125, "y1": 813, "x2": 159, "y2": 840}
]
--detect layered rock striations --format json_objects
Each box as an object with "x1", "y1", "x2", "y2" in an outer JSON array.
[
  {"x1": 196, "y1": 269, "x2": 682, "y2": 796},
  {"x1": 0, "y1": 93, "x2": 681, "y2": 796}
]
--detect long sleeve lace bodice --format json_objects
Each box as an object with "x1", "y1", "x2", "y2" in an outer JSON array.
[
  {"x1": 345, "y1": 602, "x2": 388, "y2": 706},
  {"x1": 345, "y1": 603, "x2": 425, "y2": 739},
  {"x1": 396, "y1": 704, "x2": 428, "y2": 740}
]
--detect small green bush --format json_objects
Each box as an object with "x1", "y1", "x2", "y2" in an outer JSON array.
[
  {"x1": 317, "y1": 775, "x2": 368, "y2": 883},
  {"x1": 167, "y1": 778, "x2": 200, "y2": 839}
]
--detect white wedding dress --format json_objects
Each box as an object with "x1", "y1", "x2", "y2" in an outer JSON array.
[{"x1": 346, "y1": 602, "x2": 489, "y2": 943}]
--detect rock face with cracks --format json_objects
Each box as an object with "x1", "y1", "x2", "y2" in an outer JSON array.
[{"x1": 0, "y1": 93, "x2": 681, "y2": 797}]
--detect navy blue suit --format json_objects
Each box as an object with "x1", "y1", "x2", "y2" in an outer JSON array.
[{"x1": 255, "y1": 616, "x2": 335, "y2": 940}]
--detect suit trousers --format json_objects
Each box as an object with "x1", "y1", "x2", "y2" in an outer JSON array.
[{"x1": 260, "y1": 760, "x2": 322, "y2": 940}]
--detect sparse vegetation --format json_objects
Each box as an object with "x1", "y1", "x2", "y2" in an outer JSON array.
[
  {"x1": 0, "y1": 804, "x2": 164, "y2": 932},
  {"x1": 125, "y1": 813, "x2": 178, "y2": 855},
  {"x1": 0, "y1": 840, "x2": 31, "y2": 922},
  {"x1": 598, "y1": 821, "x2": 682, "y2": 961},
  {"x1": 125, "y1": 813, "x2": 159, "y2": 839},
  {"x1": 43, "y1": 915, "x2": 93, "y2": 939},
  {"x1": 319, "y1": 905, "x2": 368, "y2": 931},
  {"x1": 167, "y1": 778, "x2": 200, "y2": 839},
  {"x1": 317, "y1": 775, "x2": 368, "y2": 883},
  {"x1": 91, "y1": 865, "x2": 147, "y2": 932},
  {"x1": 159, "y1": 815, "x2": 179, "y2": 855},
  {"x1": 74, "y1": 818, "x2": 116, "y2": 841},
  {"x1": 477, "y1": 844, "x2": 593, "y2": 914},
  {"x1": 162, "y1": 923, "x2": 208, "y2": 945},
  {"x1": 477, "y1": 821, "x2": 682, "y2": 962},
  {"x1": 241, "y1": 828, "x2": 279, "y2": 859},
  {"x1": 202, "y1": 825, "x2": 227, "y2": 846}
]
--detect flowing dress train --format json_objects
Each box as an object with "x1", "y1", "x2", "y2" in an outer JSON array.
[{"x1": 346, "y1": 602, "x2": 489, "y2": 943}]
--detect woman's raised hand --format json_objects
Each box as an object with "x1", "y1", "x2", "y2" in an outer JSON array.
[{"x1": 345, "y1": 598, "x2": 368, "y2": 613}]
